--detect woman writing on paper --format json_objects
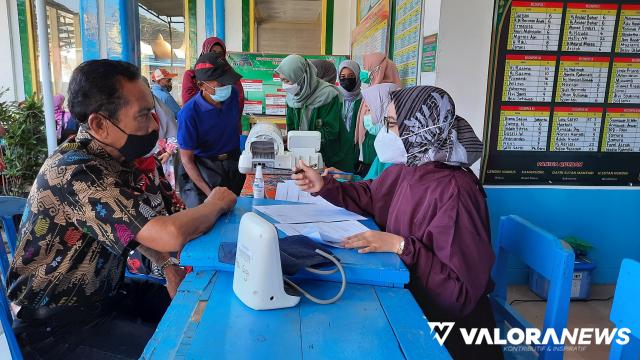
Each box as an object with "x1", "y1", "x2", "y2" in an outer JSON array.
[{"x1": 291, "y1": 86, "x2": 500, "y2": 359}]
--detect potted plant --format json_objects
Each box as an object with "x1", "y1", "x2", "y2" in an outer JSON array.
[{"x1": 0, "y1": 92, "x2": 48, "y2": 197}]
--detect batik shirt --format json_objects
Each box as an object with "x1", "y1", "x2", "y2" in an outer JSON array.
[{"x1": 6, "y1": 127, "x2": 172, "y2": 308}]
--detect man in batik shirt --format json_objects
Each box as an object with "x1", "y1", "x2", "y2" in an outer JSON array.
[{"x1": 6, "y1": 59, "x2": 236, "y2": 359}]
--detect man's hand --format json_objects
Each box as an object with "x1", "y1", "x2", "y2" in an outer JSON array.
[
  {"x1": 158, "y1": 152, "x2": 171, "y2": 164},
  {"x1": 343, "y1": 231, "x2": 404, "y2": 254},
  {"x1": 292, "y1": 160, "x2": 324, "y2": 193},
  {"x1": 205, "y1": 187, "x2": 237, "y2": 213},
  {"x1": 164, "y1": 265, "x2": 187, "y2": 298}
]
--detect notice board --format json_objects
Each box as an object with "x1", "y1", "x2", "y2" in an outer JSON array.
[
  {"x1": 392, "y1": 0, "x2": 423, "y2": 86},
  {"x1": 227, "y1": 53, "x2": 348, "y2": 116},
  {"x1": 482, "y1": 1, "x2": 640, "y2": 186},
  {"x1": 352, "y1": 0, "x2": 390, "y2": 65}
]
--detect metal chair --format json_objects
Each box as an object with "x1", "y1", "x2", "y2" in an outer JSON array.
[
  {"x1": 490, "y1": 215, "x2": 575, "y2": 360},
  {"x1": 609, "y1": 258, "x2": 640, "y2": 359},
  {"x1": 0, "y1": 196, "x2": 26, "y2": 359}
]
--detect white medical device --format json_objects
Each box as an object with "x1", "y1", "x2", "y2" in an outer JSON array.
[
  {"x1": 233, "y1": 212, "x2": 301, "y2": 310},
  {"x1": 238, "y1": 122, "x2": 324, "y2": 174},
  {"x1": 233, "y1": 212, "x2": 347, "y2": 311}
]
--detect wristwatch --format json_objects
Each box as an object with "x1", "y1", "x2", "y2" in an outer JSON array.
[
  {"x1": 160, "y1": 257, "x2": 180, "y2": 274},
  {"x1": 396, "y1": 239, "x2": 405, "y2": 255}
]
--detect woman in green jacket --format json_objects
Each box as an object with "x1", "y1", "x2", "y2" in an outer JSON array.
[
  {"x1": 276, "y1": 55, "x2": 356, "y2": 172},
  {"x1": 324, "y1": 82, "x2": 400, "y2": 181},
  {"x1": 337, "y1": 60, "x2": 362, "y2": 169}
]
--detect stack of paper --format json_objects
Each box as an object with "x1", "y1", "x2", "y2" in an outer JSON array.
[
  {"x1": 253, "y1": 204, "x2": 366, "y2": 224},
  {"x1": 275, "y1": 180, "x2": 333, "y2": 206},
  {"x1": 275, "y1": 221, "x2": 370, "y2": 248}
]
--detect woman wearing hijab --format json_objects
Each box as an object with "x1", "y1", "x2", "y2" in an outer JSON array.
[
  {"x1": 181, "y1": 37, "x2": 245, "y2": 114},
  {"x1": 276, "y1": 54, "x2": 356, "y2": 172},
  {"x1": 337, "y1": 60, "x2": 362, "y2": 168},
  {"x1": 292, "y1": 86, "x2": 500, "y2": 359},
  {"x1": 310, "y1": 59, "x2": 338, "y2": 84},
  {"x1": 325, "y1": 82, "x2": 399, "y2": 181},
  {"x1": 54, "y1": 94, "x2": 71, "y2": 142},
  {"x1": 354, "y1": 52, "x2": 401, "y2": 176}
]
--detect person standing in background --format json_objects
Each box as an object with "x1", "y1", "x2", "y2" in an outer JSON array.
[
  {"x1": 182, "y1": 37, "x2": 245, "y2": 125},
  {"x1": 276, "y1": 54, "x2": 355, "y2": 172},
  {"x1": 337, "y1": 60, "x2": 362, "y2": 170},
  {"x1": 177, "y1": 52, "x2": 246, "y2": 208},
  {"x1": 151, "y1": 68, "x2": 181, "y2": 117},
  {"x1": 354, "y1": 53, "x2": 401, "y2": 176},
  {"x1": 310, "y1": 59, "x2": 338, "y2": 84}
]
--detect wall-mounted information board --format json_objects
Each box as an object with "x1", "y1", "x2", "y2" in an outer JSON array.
[
  {"x1": 351, "y1": 0, "x2": 390, "y2": 65},
  {"x1": 227, "y1": 53, "x2": 348, "y2": 116},
  {"x1": 482, "y1": 1, "x2": 640, "y2": 186},
  {"x1": 392, "y1": 0, "x2": 423, "y2": 86}
]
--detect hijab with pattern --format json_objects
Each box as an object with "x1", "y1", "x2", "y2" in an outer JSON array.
[
  {"x1": 338, "y1": 60, "x2": 362, "y2": 130},
  {"x1": 390, "y1": 86, "x2": 483, "y2": 167},
  {"x1": 355, "y1": 53, "x2": 401, "y2": 144},
  {"x1": 276, "y1": 54, "x2": 341, "y2": 130}
]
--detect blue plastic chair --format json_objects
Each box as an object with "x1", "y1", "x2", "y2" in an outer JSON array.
[
  {"x1": 609, "y1": 259, "x2": 640, "y2": 359},
  {"x1": 490, "y1": 215, "x2": 575, "y2": 360},
  {"x1": 0, "y1": 196, "x2": 26, "y2": 360}
]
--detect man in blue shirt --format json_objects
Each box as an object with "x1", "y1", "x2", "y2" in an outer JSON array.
[
  {"x1": 151, "y1": 68, "x2": 181, "y2": 117},
  {"x1": 177, "y1": 52, "x2": 246, "y2": 208}
]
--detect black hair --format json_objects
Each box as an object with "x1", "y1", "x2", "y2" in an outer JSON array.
[{"x1": 67, "y1": 59, "x2": 141, "y2": 124}]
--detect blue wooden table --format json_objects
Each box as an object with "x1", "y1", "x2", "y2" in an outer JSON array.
[
  {"x1": 180, "y1": 197, "x2": 410, "y2": 288},
  {"x1": 144, "y1": 197, "x2": 451, "y2": 359},
  {"x1": 142, "y1": 271, "x2": 451, "y2": 360}
]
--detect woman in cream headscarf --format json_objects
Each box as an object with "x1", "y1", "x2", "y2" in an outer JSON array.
[
  {"x1": 354, "y1": 52, "x2": 401, "y2": 175},
  {"x1": 276, "y1": 54, "x2": 356, "y2": 172}
]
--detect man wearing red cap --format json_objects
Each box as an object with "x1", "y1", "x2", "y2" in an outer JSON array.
[{"x1": 151, "y1": 68, "x2": 181, "y2": 117}]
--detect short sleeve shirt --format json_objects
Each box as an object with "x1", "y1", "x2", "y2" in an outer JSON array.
[
  {"x1": 6, "y1": 127, "x2": 170, "y2": 308},
  {"x1": 177, "y1": 90, "x2": 240, "y2": 158}
]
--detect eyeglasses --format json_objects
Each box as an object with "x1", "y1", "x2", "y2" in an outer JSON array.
[{"x1": 382, "y1": 116, "x2": 398, "y2": 132}]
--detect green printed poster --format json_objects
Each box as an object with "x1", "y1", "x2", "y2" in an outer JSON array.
[
  {"x1": 421, "y1": 34, "x2": 437, "y2": 72},
  {"x1": 227, "y1": 53, "x2": 348, "y2": 116}
]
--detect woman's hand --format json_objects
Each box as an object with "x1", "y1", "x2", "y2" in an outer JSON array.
[
  {"x1": 291, "y1": 160, "x2": 324, "y2": 193},
  {"x1": 323, "y1": 167, "x2": 353, "y2": 181},
  {"x1": 343, "y1": 230, "x2": 404, "y2": 254}
]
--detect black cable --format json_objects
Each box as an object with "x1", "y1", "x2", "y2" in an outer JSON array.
[{"x1": 509, "y1": 295, "x2": 614, "y2": 306}]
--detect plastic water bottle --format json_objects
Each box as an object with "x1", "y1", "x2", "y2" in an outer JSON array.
[{"x1": 253, "y1": 165, "x2": 265, "y2": 199}]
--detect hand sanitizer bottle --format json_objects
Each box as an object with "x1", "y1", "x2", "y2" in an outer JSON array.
[{"x1": 253, "y1": 165, "x2": 265, "y2": 199}]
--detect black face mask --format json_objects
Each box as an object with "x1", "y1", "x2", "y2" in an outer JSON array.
[
  {"x1": 162, "y1": 84, "x2": 173, "y2": 93},
  {"x1": 107, "y1": 120, "x2": 159, "y2": 162},
  {"x1": 339, "y1": 77, "x2": 357, "y2": 92}
]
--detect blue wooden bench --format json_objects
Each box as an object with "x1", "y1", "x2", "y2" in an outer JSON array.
[{"x1": 609, "y1": 258, "x2": 640, "y2": 359}]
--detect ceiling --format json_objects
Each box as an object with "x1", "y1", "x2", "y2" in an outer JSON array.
[
  {"x1": 139, "y1": 0, "x2": 183, "y2": 18},
  {"x1": 255, "y1": 0, "x2": 322, "y2": 24}
]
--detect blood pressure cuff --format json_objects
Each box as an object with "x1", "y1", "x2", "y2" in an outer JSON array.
[{"x1": 219, "y1": 235, "x2": 338, "y2": 276}]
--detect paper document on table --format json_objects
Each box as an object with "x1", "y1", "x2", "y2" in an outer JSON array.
[
  {"x1": 275, "y1": 180, "x2": 333, "y2": 206},
  {"x1": 275, "y1": 221, "x2": 370, "y2": 247},
  {"x1": 253, "y1": 204, "x2": 366, "y2": 224}
]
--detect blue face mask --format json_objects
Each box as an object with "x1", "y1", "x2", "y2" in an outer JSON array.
[
  {"x1": 363, "y1": 114, "x2": 382, "y2": 135},
  {"x1": 211, "y1": 85, "x2": 232, "y2": 102}
]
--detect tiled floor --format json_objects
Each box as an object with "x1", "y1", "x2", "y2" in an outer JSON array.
[{"x1": 508, "y1": 284, "x2": 616, "y2": 360}]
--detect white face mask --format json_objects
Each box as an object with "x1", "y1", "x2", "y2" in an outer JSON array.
[
  {"x1": 282, "y1": 83, "x2": 300, "y2": 95},
  {"x1": 374, "y1": 119, "x2": 457, "y2": 165},
  {"x1": 374, "y1": 127, "x2": 407, "y2": 164}
]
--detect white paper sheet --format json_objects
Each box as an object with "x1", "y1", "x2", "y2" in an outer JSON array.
[
  {"x1": 275, "y1": 221, "x2": 370, "y2": 247},
  {"x1": 275, "y1": 180, "x2": 334, "y2": 206},
  {"x1": 253, "y1": 204, "x2": 366, "y2": 224}
]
